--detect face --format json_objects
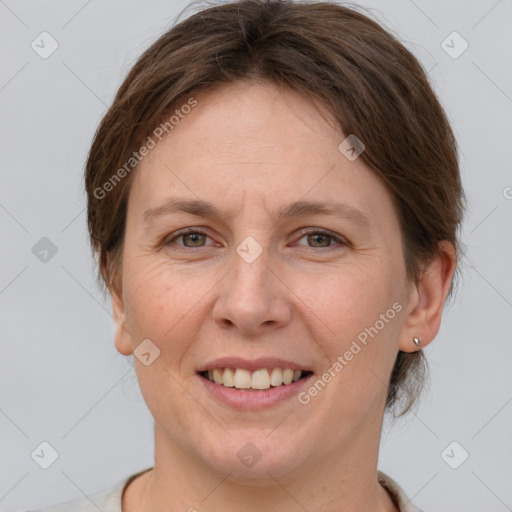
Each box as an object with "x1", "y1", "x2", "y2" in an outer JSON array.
[{"x1": 112, "y1": 80, "x2": 416, "y2": 482}]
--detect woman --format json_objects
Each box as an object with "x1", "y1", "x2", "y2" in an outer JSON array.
[{"x1": 32, "y1": 0, "x2": 464, "y2": 510}]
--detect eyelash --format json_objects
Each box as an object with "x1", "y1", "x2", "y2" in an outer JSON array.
[{"x1": 164, "y1": 228, "x2": 347, "y2": 250}]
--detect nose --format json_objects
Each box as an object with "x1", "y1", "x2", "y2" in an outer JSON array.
[{"x1": 212, "y1": 248, "x2": 292, "y2": 336}]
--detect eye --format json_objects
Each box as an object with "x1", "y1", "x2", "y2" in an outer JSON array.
[
  {"x1": 164, "y1": 228, "x2": 347, "y2": 251},
  {"x1": 294, "y1": 229, "x2": 346, "y2": 249},
  {"x1": 165, "y1": 228, "x2": 213, "y2": 248}
]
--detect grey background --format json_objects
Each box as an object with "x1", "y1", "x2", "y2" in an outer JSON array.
[{"x1": 1, "y1": 0, "x2": 511, "y2": 510}]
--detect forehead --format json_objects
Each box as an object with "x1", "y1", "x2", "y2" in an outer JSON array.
[
  {"x1": 144, "y1": 80, "x2": 341, "y2": 170},
  {"x1": 128, "y1": 80, "x2": 395, "y2": 226}
]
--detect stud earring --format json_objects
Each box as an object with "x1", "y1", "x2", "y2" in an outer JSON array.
[{"x1": 412, "y1": 336, "x2": 422, "y2": 348}]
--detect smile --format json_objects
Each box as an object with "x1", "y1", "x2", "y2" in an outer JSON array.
[{"x1": 199, "y1": 367, "x2": 312, "y2": 390}]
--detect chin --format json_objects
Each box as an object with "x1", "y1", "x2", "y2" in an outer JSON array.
[{"x1": 198, "y1": 432, "x2": 313, "y2": 483}]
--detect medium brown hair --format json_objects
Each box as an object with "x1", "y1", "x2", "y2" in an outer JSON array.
[{"x1": 85, "y1": 0, "x2": 464, "y2": 417}]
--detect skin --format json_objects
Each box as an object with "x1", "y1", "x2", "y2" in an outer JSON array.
[{"x1": 110, "y1": 80, "x2": 456, "y2": 512}]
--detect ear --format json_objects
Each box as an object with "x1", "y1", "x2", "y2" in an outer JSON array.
[
  {"x1": 399, "y1": 241, "x2": 457, "y2": 353},
  {"x1": 110, "y1": 284, "x2": 133, "y2": 356}
]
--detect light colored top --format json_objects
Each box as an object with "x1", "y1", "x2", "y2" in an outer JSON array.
[{"x1": 25, "y1": 468, "x2": 423, "y2": 512}]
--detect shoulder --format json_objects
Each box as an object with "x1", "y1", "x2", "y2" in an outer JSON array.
[
  {"x1": 21, "y1": 469, "x2": 152, "y2": 512},
  {"x1": 22, "y1": 482, "x2": 125, "y2": 512},
  {"x1": 378, "y1": 471, "x2": 424, "y2": 512}
]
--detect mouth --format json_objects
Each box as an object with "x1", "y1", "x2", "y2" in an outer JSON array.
[
  {"x1": 197, "y1": 359, "x2": 315, "y2": 409},
  {"x1": 198, "y1": 367, "x2": 313, "y2": 391},
  {"x1": 199, "y1": 368, "x2": 312, "y2": 391}
]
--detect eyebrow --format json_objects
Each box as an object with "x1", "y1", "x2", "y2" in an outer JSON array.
[{"x1": 142, "y1": 198, "x2": 371, "y2": 227}]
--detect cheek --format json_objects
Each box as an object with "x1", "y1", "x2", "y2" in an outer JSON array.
[
  {"x1": 121, "y1": 262, "x2": 210, "y2": 425},
  {"x1": 296, "y1": 264, "x2": 403, "y2": 406},
  {"x1": 122, "y1": 259, "x2": 192, "y2": 348},
  {"x1": 122, "y1": 256, "x2": 226, "y2": 375},
  {"x1": 296, "y1": 264, "x2": 401, "y2": 347}
]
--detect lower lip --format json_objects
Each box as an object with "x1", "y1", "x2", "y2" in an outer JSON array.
[{"x1": 199, "y1": 374, "x2": 313, "y2": 410}]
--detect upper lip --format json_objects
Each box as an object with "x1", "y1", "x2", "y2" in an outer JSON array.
[{"x1": 198, "y1": 357, "x2": 310, "y2": 373}]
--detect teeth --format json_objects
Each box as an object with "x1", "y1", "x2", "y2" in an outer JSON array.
[
  {"x1": 251, "y1": 369, "x2": 270, "y2": 390},
  {"x1": 234, "y1": 368, "x2": 251, "y2": 389},
  {"x1": 270, "y1": 368, "x2": 283, "y2": 386},
  {"x1": 213, "y1": 368, "x2": 223, "y2": 385},
  {"x1": 222, "y1": 368, "x2": 235, "y2": 387},
  {"x1": 282, "y1": 368, "x2": 294, "y2": 385},
  {"x1": 204, "y1": 368, "x2": 305, "y2": 390}
]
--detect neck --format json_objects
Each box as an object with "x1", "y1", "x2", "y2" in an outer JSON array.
[{"x1": 124, "y1": 419, "x2": 398, "y2": 512}]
